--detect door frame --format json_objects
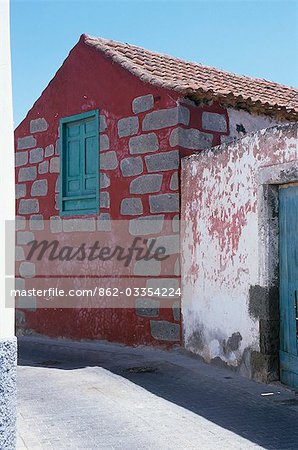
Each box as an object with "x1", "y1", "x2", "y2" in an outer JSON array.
[{"x1": 257, "y1": 161, "x2": 298, "y2": 382}]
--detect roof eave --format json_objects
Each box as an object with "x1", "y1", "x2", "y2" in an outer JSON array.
[{"x1": 184, "y1": 89, "x2": 298, "y2": 122}]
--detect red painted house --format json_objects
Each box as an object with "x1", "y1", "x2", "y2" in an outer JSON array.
[{"x1": 14, "y1": 34, "x2": 298, "y2": 347}]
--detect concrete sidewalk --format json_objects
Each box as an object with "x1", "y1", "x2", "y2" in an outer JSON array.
[{"x1": 17, "y1": 337, "x2": 298, "y2": 449}]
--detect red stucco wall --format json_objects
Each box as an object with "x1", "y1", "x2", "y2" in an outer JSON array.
[{"x1": 14, "y1": 37, "x2": 231, "y2": 347}]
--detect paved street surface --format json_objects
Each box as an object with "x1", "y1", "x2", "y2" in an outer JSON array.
[{"x1": 17, "y1": 337, "x2": 298, "y2": 450}]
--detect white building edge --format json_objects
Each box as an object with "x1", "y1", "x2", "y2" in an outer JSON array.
[{"x1": 0, "y1": 0, "x2": 17, "y2": 447}]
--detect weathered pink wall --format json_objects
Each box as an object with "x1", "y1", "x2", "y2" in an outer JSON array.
[{"x1": 181, "y1": 122, "x2": 298, "y2": 381}]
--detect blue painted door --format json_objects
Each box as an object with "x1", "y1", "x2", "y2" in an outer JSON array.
[{"x1": 279, "y1": 185, "x2": 298, "y2": 389}]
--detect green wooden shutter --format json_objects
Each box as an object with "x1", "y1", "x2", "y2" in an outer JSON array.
[{"x1": 60, "y1": 110, "x2": 99, "y2": 216}]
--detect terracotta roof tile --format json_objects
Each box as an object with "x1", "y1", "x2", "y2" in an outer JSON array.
[{"x1": 83, "y1": 34, "x2": 298, "y2": 120}]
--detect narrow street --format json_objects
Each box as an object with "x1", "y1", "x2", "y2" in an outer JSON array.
[{"x1": 17, "y1": 337, "x2": 298, "y2": 450}]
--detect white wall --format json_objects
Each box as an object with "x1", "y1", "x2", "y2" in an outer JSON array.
[
  {"x1": 222, "y1": 108, "x2": 284, "y2": 144},
  {"x1": 181, "y1": 123, "x2": 298, "y2": 378},
  {"x1": 0, "y1": 0, "x2": 15, "y2": 339}
]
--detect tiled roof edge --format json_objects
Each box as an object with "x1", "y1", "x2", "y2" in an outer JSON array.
[{"x1": 82, "y1": 34, "x2": 298, "y2": 121}]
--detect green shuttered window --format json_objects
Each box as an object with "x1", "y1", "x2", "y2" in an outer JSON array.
[{"x1": 59, "y1": 110, "x2": 99, "y2": 216}]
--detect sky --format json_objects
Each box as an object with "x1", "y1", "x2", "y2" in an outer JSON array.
[{"x1": 11, "y1": 0, "x2": 298, "y2": 127}]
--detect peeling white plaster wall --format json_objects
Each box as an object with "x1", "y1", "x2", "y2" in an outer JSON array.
[{"x1": 181, "y1": 123, "x2": 298, "y2": 375}]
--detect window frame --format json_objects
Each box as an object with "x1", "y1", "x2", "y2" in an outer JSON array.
[{"x1": 59, "y1": 109, "x2": 99, "y2": 217}]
